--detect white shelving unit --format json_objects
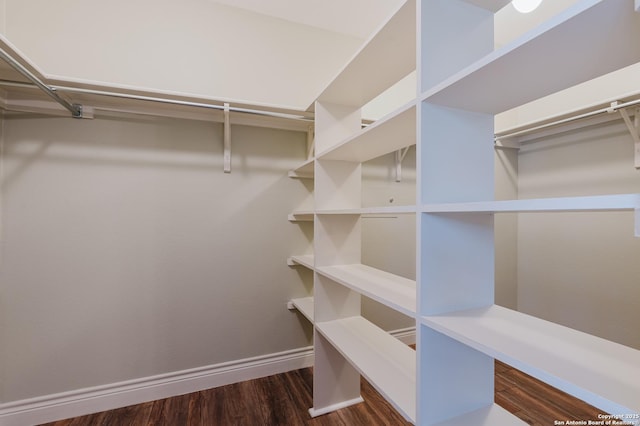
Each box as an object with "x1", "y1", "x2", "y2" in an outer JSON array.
[
  {"x1": 289, "y1": 0, "x2": 640, "y2": 424},
  {"x1": 418, "y1": 1, "x2": 640, "y2": 425},
  {"x1": 308, "y1": 0, "x2": 418, "y2": 422}
]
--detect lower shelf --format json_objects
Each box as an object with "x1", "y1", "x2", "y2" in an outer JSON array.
[
  {"x1": 288, "y1": 254, "x2": 314, "y2": 270},
  {"x1": 432, "y1": 404, "x2": 525, "y2": 426},
  {"x1": 315, "y1": 316, "x2": 416, "y2": 423},
  {"x1": 288, "y1": 297, "x2": 314, "y2": 323},
  {"x1": 422, "y1": 305, "x2": 640, "y2": 416}
]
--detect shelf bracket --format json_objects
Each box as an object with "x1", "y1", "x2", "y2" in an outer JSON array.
[
  {"x1": 395, "y1": 147, "x2": 410, "y2": 182},
  {"x1": 618, "y1": 106, "x2": 640, "y2": 169},
  {"x1": 223, "y1": 103, "x2": 231, "y2": 173},
  {"x1": 306, "y1": 125, "x2": 315, "y2": 161}
]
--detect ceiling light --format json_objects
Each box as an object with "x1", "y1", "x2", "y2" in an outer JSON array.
[{"x1": 512, "y1": 0, "x2": 542, "y2": 13}]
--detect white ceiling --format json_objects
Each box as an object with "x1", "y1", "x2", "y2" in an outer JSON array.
[{"x1": 208, "y1": 0, "x2": 405, "y2": 39}]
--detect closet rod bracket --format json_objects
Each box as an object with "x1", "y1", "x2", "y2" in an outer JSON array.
[
  {"x1": 617, "y1": 104, "x2": 640, "y2": 169},
  {"x1": 395, "y1": 146, "x2": 410, "y2": 182},
  {"x1": 223, "y1": 103, "x2": 231, "y2": 173}
]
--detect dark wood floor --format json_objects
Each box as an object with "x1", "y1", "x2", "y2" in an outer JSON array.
[{"x1": 42, "y1": 360, "x2": 603, "y2": 426}]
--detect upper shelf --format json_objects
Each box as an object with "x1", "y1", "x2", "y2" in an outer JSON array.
[
  {"x1": 316, "y1": 101, "x2": 416, "y2": 162},
  {"x1": 422, "y1": 0, "x2": 640, "y2": 114},
  {"x1": 422, "y1": 305, "x2": 640, "y2": 416},
  {"x1": 422, "y1": 194, "x2": 640, "y2": 213},
  {"x1": 288, "y1": 158, "x2": 314, "y2": 179},
  {"x1": 316, "y1": 263, "x2": 416, "y2": 317},
  {"x1": 314, "y1": 0, "x2": 415, "y2": 108}
]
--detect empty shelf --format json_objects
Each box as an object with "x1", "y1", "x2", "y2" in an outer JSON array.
[
  {"x1": 316, "y1": 316, "x2": 416, "y2": 423},
  {"x1": 316, "y1": 264, "x2": 415, "y2": 317},
  {"x1": 422, "y1": 305, "x2": 640, "y2": 415},
  {"x1": 317, "y1": 101, "x2": 416, "y2": 162},
  {"x1": 288, "y1": 297, "x2": 314, "y2": 323},
  {"x1": 315, "y1": 0, "x2": 415, "y2": 107},
  {"x1": 432, "y1": 404, "x2": 525, "y2": 426},
  {"x1": 288, "y1": 254, "x2": 315, "y2": 270},
  {"x1": 422, "y1": 0, "x2": 640, "y2": 114},
  {"x1": 288, "y1": 159, "x2": 314, "y2": 179},
  {"x1": 317, "y1": 205, "x2": 417, "y2": 216},
  {"x1": 288, "y1": 211, "x2": 314, "y2": 222},
  {"x1": 423, "y1": 194, "x2": 640, "y2": 213}
]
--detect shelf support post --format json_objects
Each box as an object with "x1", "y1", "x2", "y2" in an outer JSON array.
[
  {"x1": 618, "y1": 106, "x2": 640, "y2": 169},
  {"x1": 223, "y1": 103, "x2": 231, "y2": 173}
]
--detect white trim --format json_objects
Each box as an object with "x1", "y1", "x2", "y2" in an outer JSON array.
[
  {"x1": 0, "y1": 327, "x2": 416, "y2": 426},
  {"x1": 308, "y1": 397, "x2": 365, "y2": 418},
  {"x1": 0, "y1": 347, "x2": 314, "y2": 426}
]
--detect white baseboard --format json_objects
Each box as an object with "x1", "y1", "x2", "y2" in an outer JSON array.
[
  {"x1": 0, "y1": 347, "x2": 314, "y2": 426},
  {"x1": 0, "y1": 327, "x2": 415, "y2": 426}
]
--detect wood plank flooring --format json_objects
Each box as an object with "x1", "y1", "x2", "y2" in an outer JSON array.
[{"x1": 42, "y1": 361, "x2": 604, "y2": 426}]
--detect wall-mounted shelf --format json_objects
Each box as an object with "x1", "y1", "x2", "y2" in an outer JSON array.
[
  {"x1": 316, "y1": 101, "x2": 416, "y2": 162},
  {"x1": 316, "y1": 264, "x2": 416, "y2": 317},
  {"x1": 315, "y1": 316, "x2": 416, "y2": 423},
  {"x1": 287, "y1": 254, "x2": 315, "y2": 270},
  {"x1": 422, "y1": 305, "x2": 640, "y2": 415},
  {"x1": 288, "y1": 297, "x2": 314, "y2": 323},
  {"x1": 422, "y1": 0, "x2": 640, "y2": 114},
  {"x1": 288, "y1": 158, "x2": 315, "y2": 179},
  {"x1": 287, "y1": 211, "x2": 314, "y2": 222}
]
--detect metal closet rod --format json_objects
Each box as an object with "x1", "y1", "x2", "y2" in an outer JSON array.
[
  {"x1": 0, "y1": 48, "x2": 82, "y2": 118},
  {"x1": 52, "y1": 85, "x2": 314, "y2": 122},
  {"x1": 495, "y1": 98, "x2": 640, "y2": 141}
]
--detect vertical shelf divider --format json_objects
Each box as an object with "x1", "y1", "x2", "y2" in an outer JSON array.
[
  {"x1": 311, "y1": 101, "x2": 364, "y2": 415},
  {"x1": 417, "y1": 1, "x2": 498, "y2": 424}
]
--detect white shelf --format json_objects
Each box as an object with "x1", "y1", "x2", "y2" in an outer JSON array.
[
  {"x1": 315, "y1": 316, "x2": 416, "y2": 423},
  {"x1": 422, "y1": 0, "x2": 640, "y2": 114},
  {"x1": 422, "y1": 194, "x2": 640, "y2": 213},
  {"x1": 288, "y1": 158, "x2": 314, "y2": 179},
  {"x1": 289, "y1": 297, "x2": 314, "y2": 323},
  {"x1": 317, "y1": 101, "x2": 416, "y2": 162},
  {"x1": 288, "y1": 254, "x2": 314, "y2": 270},
  {"x1": 317, "y1": 205, "x2": 417, "y2": 216},
  {"x1": 422, "y1": 305, "x2": 640, "y2": 415},
  {"x1": 432, "y1": 404, "x2": 525, "y2": 426},
  {"x1": 461, "y1": 0, "x2": 511, "y2": 12},
  {"x1": 288, "y1": 211, "x2": 314, "y2": 222},
  {"x1": 315, "y1": 0, "x2": 415, "y2": 107},
  {"x1": 316, "y1": 264, "x2": 415, "y2": 317}
]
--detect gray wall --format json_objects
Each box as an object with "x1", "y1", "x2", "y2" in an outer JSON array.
[
  {"x1": 517, "y1": 119, "x2": 640, "y2": 350},
  {"x1": 0, "y1": 113, "x2": 316, "y2": 402},
  {"x1": 362, "y1": 147, "x2": 416, "y2": 330}
]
